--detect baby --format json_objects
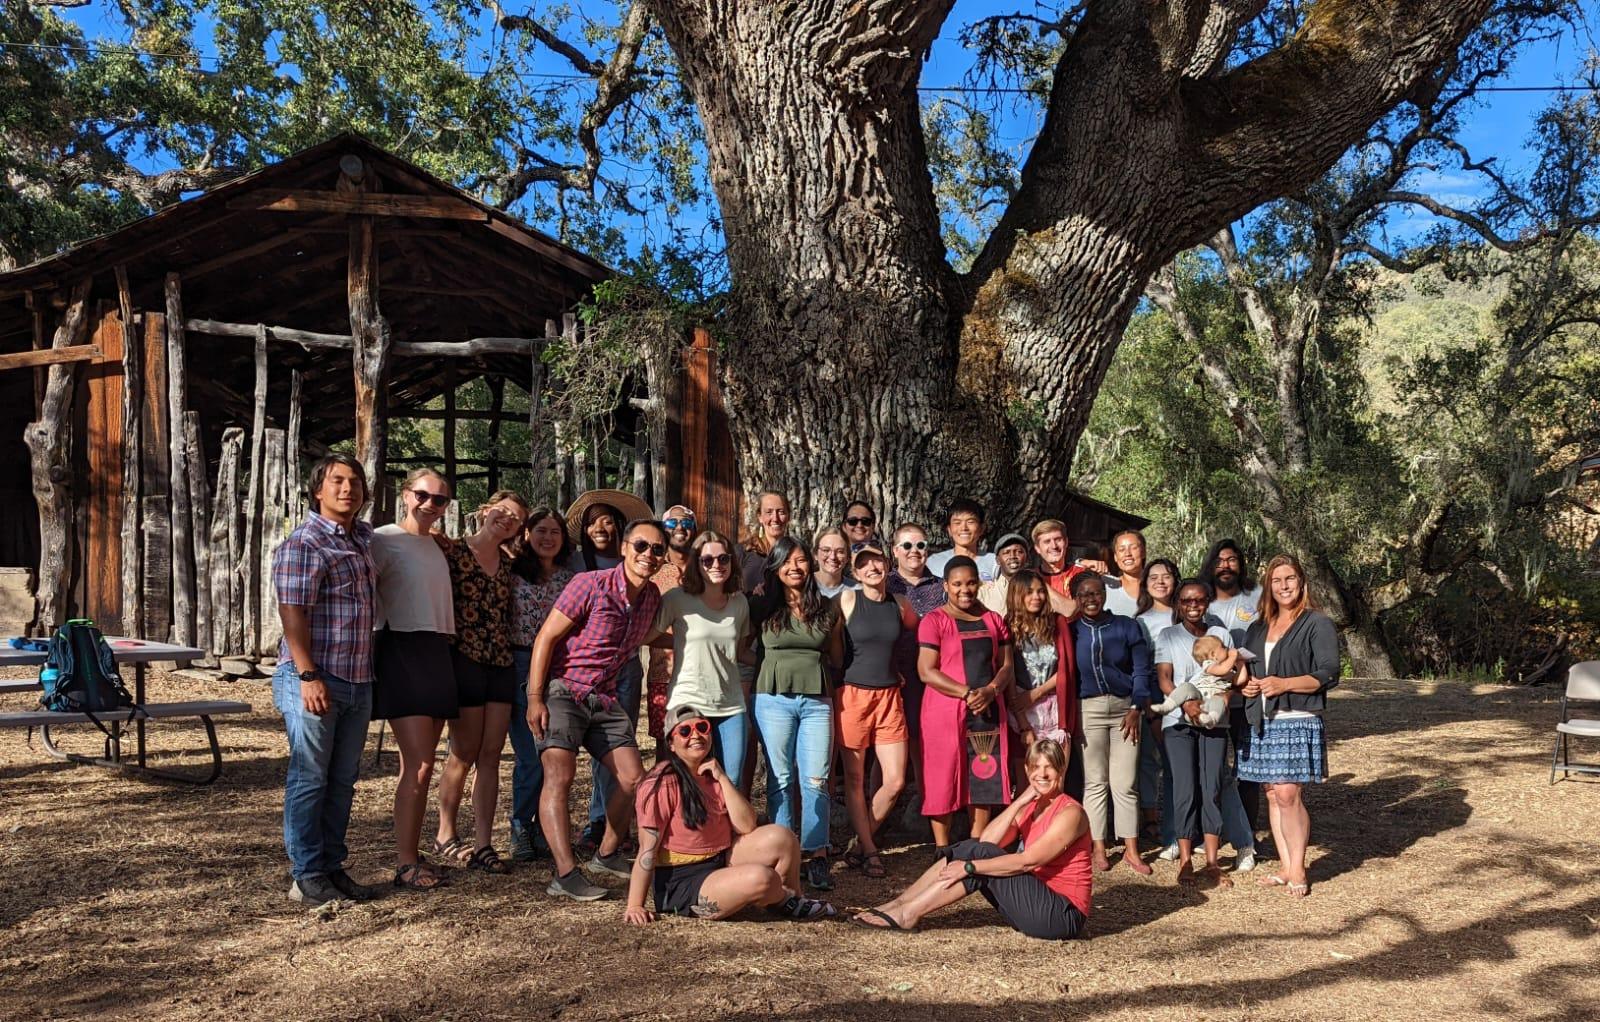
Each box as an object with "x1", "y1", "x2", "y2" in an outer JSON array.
[{"x1": 1149, "y1": 635, "x2": 1237, "y2": 728}]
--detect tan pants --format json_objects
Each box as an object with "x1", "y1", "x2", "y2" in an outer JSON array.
[{"x1": 1078, "y1": 694, "x2": 1139, "y2": 842}]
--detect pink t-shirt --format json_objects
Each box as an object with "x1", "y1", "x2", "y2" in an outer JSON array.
[
  {"x1": 635, "y1": 768, "x2": 731, "y2": 860},
  {"x1": 1017, "y1": 795, "x2": 1092, "y2": 916}
]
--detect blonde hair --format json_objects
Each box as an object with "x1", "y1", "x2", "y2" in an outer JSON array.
[
  {"x1": 1030, "y1": 518, "x2": 1067, "y2": 543},
  {"x1": 739, "y1": 489, "x2": 790, "y2": 554},
  {"x1": 812, "y1": 526, "x2": 848, "y2": 551},
  {"x1": 1025, "y1": 738, "x2": 1069, "y2": 777},
  {"x1": 400, "y1": 468, "x2": 449, "y2": 521}
]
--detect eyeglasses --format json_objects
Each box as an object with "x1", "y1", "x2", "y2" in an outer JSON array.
[
  {"x1": 844, "y1": 516, "x2": 874, "y2": 527},
  {"x1": 1177, "y1": 597, "x2": 1210, "y2": 605},
  {"x1": 699, "y1": 553, "x2": 732, "y2": 568},
  {"x1": 898, "y1": 540, "x2": 928, "y2": 551},
  {"x1": 664, "y1": 517, "x2": 696, "y2": 531},
  {"x1": 411, "y1": 490, "x2": 450, "y2": 509},
  {"x1": 673, "y1": 720, "x2": 711, "y2": 739},
  {"x1": 629, "y1": 539, "x2": 667, "y2": 557}
]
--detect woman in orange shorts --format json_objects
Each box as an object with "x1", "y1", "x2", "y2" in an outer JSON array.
[{"x1": 836, "y1": 542, "x2": 919, "y2": 877}]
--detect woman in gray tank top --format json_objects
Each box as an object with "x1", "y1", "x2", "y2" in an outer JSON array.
[{"x1": 837, "y1": 543, "x2": 919, "y2": 877}]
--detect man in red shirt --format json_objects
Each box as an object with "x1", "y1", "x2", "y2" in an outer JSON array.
[{"x1": 1030, "y1": 519, "x2": 1106, "y2": 616}]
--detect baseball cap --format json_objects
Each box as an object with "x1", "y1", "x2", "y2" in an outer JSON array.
[{"x1": 995, "y1": 533, "x2": 1028, "y2": 553}]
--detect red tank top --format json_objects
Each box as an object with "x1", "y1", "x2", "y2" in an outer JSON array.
[{"x1": 1017, "y1": 794, "x2": 1092, "y2": 916}]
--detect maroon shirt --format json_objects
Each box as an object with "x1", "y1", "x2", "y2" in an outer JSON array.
[{"x1": 548, "y1": 563, "x2": 662, "y2": 705}]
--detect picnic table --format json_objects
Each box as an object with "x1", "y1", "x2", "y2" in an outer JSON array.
[{"x1": 0, "y1": 638, "x2": 250, "y2": 784}]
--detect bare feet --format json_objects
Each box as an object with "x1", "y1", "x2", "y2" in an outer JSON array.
[
  {"x1": 1093, "y1": 850, "x2": 1113, "y2": 872},
  {"x1": 1176, "y1": 860, "x2": 1196, "y2": 886},
  {"x1": 1122, "y1": 849, "x2": 1153, "y2": 876},
  {"x1": 1200, "y1": 864, "x2": 1233, "y2": 889},
  {"x1": 1258, "y1": 873, "x2": 1288, "y2": 887}
]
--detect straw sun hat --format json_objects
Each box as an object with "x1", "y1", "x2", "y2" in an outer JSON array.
[{"x1": 564, "y1": 488, "x2": 654, "y2": 546}]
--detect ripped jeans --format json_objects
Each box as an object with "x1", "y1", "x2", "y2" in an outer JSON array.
[{"x1": 752, "y1": 692, "x2": 833, "y2": 854}]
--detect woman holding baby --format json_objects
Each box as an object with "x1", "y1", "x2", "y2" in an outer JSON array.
[{"x1": 1153, "y1": 580, "x2": 1248, "y2": 888}]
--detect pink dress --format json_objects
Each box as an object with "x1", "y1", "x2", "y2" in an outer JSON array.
[{"x1": 918, "y1": 608, "x2": 1013, "y2": 815}]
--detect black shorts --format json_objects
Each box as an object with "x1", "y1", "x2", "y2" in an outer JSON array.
[
  {"x1": 653, "y1": 851, "x2": 728, "y2": 916},
  {"x1": 374, "y1": 630, "x2": 458, "y2": 721},
  {"x1": 942, "y1": 839, "x2": 1087, "y2": 941},
  {"x1": 453, "y1": 648, "x2": 519, "y2": 708},
  {"x1": 542, "y1": 678, "x2": 637, "y2": 759}
]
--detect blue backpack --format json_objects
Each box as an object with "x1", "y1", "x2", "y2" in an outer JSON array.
[{"x1": 40, "y1": 619, "x2": 135, "y2": 720}]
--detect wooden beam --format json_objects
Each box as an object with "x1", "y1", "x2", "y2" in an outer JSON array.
[
  {"x1": 115, "y1": 265, "x2": 142, "y2": 637},
  {"x1": 183, "y1": 318, "x2": 544, "y2": 356},
  {"x1": 0, "y1": 345, "x2": 102, "y2": 371},
  {"x1": 230, "y1": 188, "x2": 490, "y2": 221},
  {"x1": 348, "y1": 214, "x2": 390, "y2": 513},
  {"x1": 288, "y1": 370, "x2": 304, "y2": 520},
  {"x1": 24, "y1": 278, "x2": 91, "y2": 632},
  {"x1": 183, "y1": 227, "x2": 316, "y2": 281},
  {"x1": 397, "y1": 407, "x2": 521, "y2": 421},
  {"x1": 184, "y1": 411, "x2": 211, "y2": 653},
  {"x1": 240, "y1": 326, "x2": 268, "y2": 655},
  {"x1": 483, "y1": 216, "x2": 608, "y2": 280},
  {"x1": 164, "y1": 273, "x2": 195, "y2": 647},
  {"x1": 259, "y1": 429, "x2": 286, "y2": 657},
  {"x1": 208, "y1": 428, "x2": 244, "y2": 655},
  {"x1": 140, "y1": 311, "x2": 172, "y2": 642}
]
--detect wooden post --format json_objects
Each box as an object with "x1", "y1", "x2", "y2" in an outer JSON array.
[
  {"x1": 240, "y1": 326, "x2": 268, "y2": 656},
  {"x1": 164, "y1": 274, "x2": 195, "y2": 645},
  {"x1": 23, "y1": 278, "x2": 91, "y2": 633},
  {"x1": 184, "y1": 412, "x2": 212, "y2": 652},
  {"x1": 486, "y1": 376, "x2": 505, "y2": 493},
  {"x1": 531, "y1": 321, "x2": 553, "y2": 505},
  {"x1": 209, "y1": 428, "x2": 243, "y2": 656},
  {"x1": 26, "y1": 291, "x2": 47, "y2": 417},
  {"x1": 443, "y1": 360, "x2": 457, "y2": 488},
  {"x1": 116, "y1": 266, "x2": 143, "y2": 636},
  {"x1": 139, "y1": 312, "x2": 172, "y2": 642},
  {"x1": 288, "y1": 370, "x2": 304, "y2": 520},
  {"x1": 349, "y1": 214, "x2": 390, "y2": 514},
  {"x1": 259, "y1": 429, "x2": 287, "y2": 657},
  {"x1": 85, "y1": 308, "x2": 127, "y2": 628}
]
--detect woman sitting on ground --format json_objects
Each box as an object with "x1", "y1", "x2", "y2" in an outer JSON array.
[
  {"x1": 854, "y1": 738, "x2": 1091, "y2": 940},
  {"x1": 624, "y1": 706, "x2": 835, "y2": 924}
]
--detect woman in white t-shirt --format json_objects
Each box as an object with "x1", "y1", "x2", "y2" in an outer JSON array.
[
  {"x1": 652, "y1": 530, "x2": 755, "y2": 790},
  {"x1": 370, "y1": 468, "x2": 456, "y2": 891}
]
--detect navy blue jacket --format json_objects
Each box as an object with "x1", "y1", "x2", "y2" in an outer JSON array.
[{"x1": 1071, "y1": 611, "x2": 1152, "y2": 707}]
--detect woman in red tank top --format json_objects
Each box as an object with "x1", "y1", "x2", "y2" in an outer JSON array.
[{"x1": 853, "y1": 738, "x2": 1092, "y2": 939}]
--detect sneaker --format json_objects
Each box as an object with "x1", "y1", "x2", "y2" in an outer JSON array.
[
  {"x1": 1158, "y1": 842, "x2": 1181, "y2": 862},
  {"x1": 328, "y1": 870, "x2": 382, "y2": 902},
  {"x1": 546, "y1": 868, "x2": 609, "y2": 901},
  {"x1": 777, "y1": 893, "x2": 837, "y2": 920},
  {"x1": 588, "y1": 850, "x2": 632, "y2": 878},
  {"x1": 802, "y1": 856, "x2": 834, "y2": 892},
  {"x1": 509, "y1": 821, "x2": 538, "y2": 863},
  {"x1": 288, "y1": 874, "x2": 342, "y2": 907},
  {"x1": 1234, "y1": 848, "x2": 1257, "y2": 874}
]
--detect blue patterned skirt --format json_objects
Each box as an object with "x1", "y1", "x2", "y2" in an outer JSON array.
[{"x1": 1237, "y1": 716, "x2": 1327, "y2": 784}]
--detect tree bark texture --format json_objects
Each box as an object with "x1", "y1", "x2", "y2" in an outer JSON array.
[
  {"x1": 645, "y1": 0, "x2": 1495, "y2": 530},
  {"x1": 348, "y1": 214, "x2": 391, "y2": 513},
  {"x1": 23, "y1": 277, "x2": 91, "y2": 633}
]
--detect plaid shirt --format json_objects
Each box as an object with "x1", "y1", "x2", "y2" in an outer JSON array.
[
  {"x1": 548, "y1": 563, "x2": 662, "y2": 705},
  {"x1": 273, "y1": 511, "x2": 377, "y2": 685},
  {"x1": 889, "y1": 570, "x2": 946, "y2": 686}
]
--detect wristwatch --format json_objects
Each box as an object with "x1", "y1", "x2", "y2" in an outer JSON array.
[
  {"x1": 963, "y1": 860, "x2": 977, "y2": 877},
  {"x1": 298, "y1": 667, "x2": 324, "y2": 683}
]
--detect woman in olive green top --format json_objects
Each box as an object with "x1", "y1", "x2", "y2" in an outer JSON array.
[{"x1": 751, "y1": 535, "x2": 844, "y2": 891}]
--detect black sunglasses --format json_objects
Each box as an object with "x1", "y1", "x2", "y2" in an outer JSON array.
[
  {"x1": 844, "y1": 515, "x2": 875, "y2": 527},
  {"x1": 630, "y1": 538, "x2": 667, "y2": 557},
  {"x1": 411, "y1": 490, "x2": 450, "y2": 509},
  {"x1": 699, "y1": 553, "x2": 732, "y2": 568},
  {"x1": 897, "y1": 540, "x2": 928, "y2": 551}
]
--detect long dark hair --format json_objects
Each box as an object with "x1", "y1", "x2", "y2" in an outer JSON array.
[
  {"x1": 643, "y1": 747, "x2": 709, "y2": 831},
  {"x1": 759, "y1": 535, "x2": 830, "y2": 634},
  {"x1": 1198, "y1": 538, "x2": 1256, "y2": 592},
  {"x1": 1135, "y1": 557, "x2": 1182, "y2": 617},
  {"x1": 509, "y1": 507, "x2": 571, "y2": 585},
  {"x1": 1005, "y1": 568, "x2": 1055, "y2": 647},
  {"x1": 578, "y1": 501, "x2": 623, "y2": 571}
]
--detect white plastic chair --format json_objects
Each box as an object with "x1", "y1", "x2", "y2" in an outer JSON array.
[{"x1": 1551, "y1": 660, "x2": 1600, "y2": 783}]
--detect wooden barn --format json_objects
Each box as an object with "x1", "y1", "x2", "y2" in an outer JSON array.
[{"x1": 0, "y1": 134, "x2": 613, "y2": 652}]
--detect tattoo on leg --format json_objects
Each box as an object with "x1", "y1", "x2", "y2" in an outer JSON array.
[{"x1": 692, "y1": 894, "x2": 721, "y2": 918}]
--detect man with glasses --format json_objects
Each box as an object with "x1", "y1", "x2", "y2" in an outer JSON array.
[
  {"x1": 527, "y1": 519, "x2": 668, "y2": 900},
  {"x1": 645, "y1": 505, "x2": 698, "y2": 743}
]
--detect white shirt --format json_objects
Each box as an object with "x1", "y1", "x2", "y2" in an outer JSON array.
[
  {"x1": 926, "y1": 548, "x2": 998, "y2": 581},
  {"x1": 370, "y1": 524, "x2": 455, "y2": 634}
]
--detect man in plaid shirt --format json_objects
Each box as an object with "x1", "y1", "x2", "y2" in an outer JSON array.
[{"x1": 272, "y1": 453, "x2": 381, "y2": 908}]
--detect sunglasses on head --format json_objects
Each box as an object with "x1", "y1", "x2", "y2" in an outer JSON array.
[
  {"x1": 699, "y1": 553, "x2": 732, "y2": 568},
  {"x1": 844, "y1": 516, "x2": 874, "y2": 527},
  {"x1": 674, "y1": 719, "x2": 711, "y2": 739},
  {"x1": 664, "y1": 516, "x2": 696, "y2": 531},
  {"x1": 411, "y1": 490, "x2": 450, "y2": 509},
  {"x1": 898, "y1": 540, "x2": 928, "y2": 551},
  {"x1": 629, "y1": 538, "x2": 667, "y2": 557}
]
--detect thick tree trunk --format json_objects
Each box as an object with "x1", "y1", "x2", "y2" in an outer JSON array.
[{"x1": 647, "y1": 0, "x2": 1494, "y2": 530}]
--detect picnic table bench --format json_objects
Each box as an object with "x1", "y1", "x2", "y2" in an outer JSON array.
[{"x1": 0, "y1": 639, "x2": 250, "y2": 785}]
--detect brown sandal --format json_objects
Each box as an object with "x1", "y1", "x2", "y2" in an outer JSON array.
[
  {"x1": 862, "y1": 853, "x2": 887, "y2": 879},
  {"x1": 394, "y1": 863, "x2": 448, "y2": 890}
]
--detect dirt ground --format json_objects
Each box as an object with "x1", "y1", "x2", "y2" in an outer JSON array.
[{"x1": 1, "y1": 671, "x2": 1596, "y2": 1022}]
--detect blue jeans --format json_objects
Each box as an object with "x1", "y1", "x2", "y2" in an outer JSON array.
[
  {"x1": 272, "y1": 663, "x2": 372, "y2": 881},
  {"x1": 587, "y1": 656, "x2": 643, "y2": 830},
  {"x1": 709, "y1": 710, "x2": 750, "y2": 791},
  {"x1": 509, "y1": 649, "x2": 542, "y2": 828},
  {"x1": 752, "y1": 692, "x2": 832, "y2": 853}
]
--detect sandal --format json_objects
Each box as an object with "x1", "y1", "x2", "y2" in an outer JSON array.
[
  {"x1": 1284, "y1": 880, "x2": 1310, "y2": 899},
  {"x1": 468, "y1": 846, "x2": 510, "y2": 874},
  {"x1": 843, "y1": 842, "x2": 865, "y2": 871},
  {"x1": 862, "y1": 853, "x2": 887, "y2": 879},
  {"x1": 850, "y1": 908, "x2": 911, "y2": 932},
  {"x1": 431, "y1": 836, "x2": 472, "y2": 864},
  {"x1": 394, "y1": 863, "x2": 448, "y2": 891}
]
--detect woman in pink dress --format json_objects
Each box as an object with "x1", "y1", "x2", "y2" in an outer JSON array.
[{"x1": 917, "y1": 556, "x2": 1015, "y2": 853}]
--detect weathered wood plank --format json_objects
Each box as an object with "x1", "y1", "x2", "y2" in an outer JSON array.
[
  {"x1": 349, "y1": 215, "x2": 390, "y2": 514},
  {"x1": 23, "y1": 279, "x2": 91, "y2": 632},
  {"x1": 228, "y1": 188, "x2": 490, "y2": 221},
  {"x1": 164, "y1": 274, "x2": 194, "y2": 647},
  {"x1": 182, "y1": 318, "x2": 543, "y2": 357},
  {"x1": 259, "y1": 429, "x2": 287, "y2": 657},
  {"x1": 443, "y1": 361, "x2": 457, "y2": 487},
  {"x1": 115, "y1": 266, "x2": 142, "y2": 637},
  {"x1": 0, "y1": 345, "x2": 102, "y2": 371},
  {"x1": 141, "y1": 498, "x2": 171, "y2": 640},
  {"x1": 287, "y1": 370, "x2": 304, "y2": 521},
  {"x1": 487, "y1": 376, "x2": 505, "y2": 493},
  {"x1": 185, "y1": 412, "x2": 212, "y2": 653},
  {"x1": 139, "y1": 312, "x2": 171, "y2": 641},
  {"x1": 85, "y1": 309, "x2": 126, "y2": 629},
  {"x1": 208, "y1": 428, "x2": 243, "y2": 656},
  {"x1": 240, "y1": 327, "x2": 268, "y2": 656}
]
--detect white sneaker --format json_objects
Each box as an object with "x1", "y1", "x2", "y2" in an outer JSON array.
[
  {"x1": 1158, "y1": 842, "x2": 1181, "y2": 861},
  {"x1": 1234, "y1": 849, "x2": 1257, "y2": 873}
]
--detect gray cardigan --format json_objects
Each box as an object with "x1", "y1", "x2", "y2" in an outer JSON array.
[{"x1": 1241, "y1": 609, "x2": 1341, "y2": 729}]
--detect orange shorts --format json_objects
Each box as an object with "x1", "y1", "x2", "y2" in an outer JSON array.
[{"x1": 837, "y1": 684, "x2": 909, "y2": 750}]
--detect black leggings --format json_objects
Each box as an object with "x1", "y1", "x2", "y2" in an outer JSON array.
[{"x1": 943, "y1": 840, "x2": 1086, "y2": 941}]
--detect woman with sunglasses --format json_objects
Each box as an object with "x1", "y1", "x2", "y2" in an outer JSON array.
[
  {"x1": 840, "y1": 500, "x2": 881, "y2": 551},
  {"x1": 505, "y1": 507, "x2": 575, "y2": 863},
  {"x1": 371, "y1": 468, "x2": 457, "y2": 890},
  {"x1": 625, "y1": 706, "x2": 835, "y2": 923},
  {"x1": 739, "y1": 490, "x2": 791, "y2": 593},
  {"x1": 751, "y1": 535, "x2": 845, "y2": 890},
  {"x1": 888, "y1": 522, "x2": 945, "y2": 808},
  {"x1": 651, "y1": 531, "x2": 755, "y2": 789},
  {"x1": 812, "y1": 527, "x2": 857, "y2": 598},
  {"x1": 434, "y1": 489, "x2": 528, "y2": 875}
]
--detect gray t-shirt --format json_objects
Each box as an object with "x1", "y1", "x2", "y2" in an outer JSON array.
[
  {"x1": 1208, "y1": 585, "x2": 1263, "y2": 646},
  {"x1": 1103, "y1": 576, "x2": 1140, "y2": 618},
  {"x1": 1135, "y1": 606, "x2": 1175, "y2": 646},
  {"x1": 926, "y1": 549, "x2": 998, "y2": 581},
  {"x1": 1153, "y1": 623, "x2": 1233, "y2": 730},
  {"x1": 654, "y1": 589, "x2": 750, "y2": 717}
]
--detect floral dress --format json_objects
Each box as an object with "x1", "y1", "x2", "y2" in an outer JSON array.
[
  {"x1": 446, "y1": 541, "x2": 514, "y2": 668},
  {"x1": 510, "y1": 567, "x2": 575, "y2": 648}
]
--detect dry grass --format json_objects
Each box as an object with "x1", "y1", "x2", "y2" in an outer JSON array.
[{"x1": 1, "y1": 671, "x2": 1597, "y2": 1022}]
